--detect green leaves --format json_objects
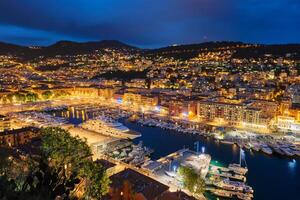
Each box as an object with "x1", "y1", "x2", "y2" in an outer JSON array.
[
  {"x1": 80, "y1": 161, "x2": 111, "y2": 199},
  {"x1": 40, "y1": 127, "x2": 110, "y2": 199},
  {"x1": 41, "y1": 90, "x2": 53, "y2": 100},
  {"x1": 0, "y1": 127, "x2": 110, "y2": 199},
  {"x1": 41, "y1": 127, "x2": 92, "y2": 173},
  {"x1": 178, "y1": 166, "x2": 205, "y2": 195}
]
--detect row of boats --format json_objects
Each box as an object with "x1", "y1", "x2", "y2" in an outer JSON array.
[
  {"x1": 208, "y1": 164, "x2": 253, "y2": 200},
  {"x1": 137, "y1": 118, "x2": 209, "y2": 135},
  {"x1": 139, "y1": 117, "x2": 300, "y2": 158},
  {"x1": 234, "y1": 141, "x2": 300, "y2": 157},
  {"x1": 210, "y1": 189, "x2": 254, "y2": 200},
  {"x1": 67, "y1": 104, "x2": 300, "y2": 159},
  {"x1": 108, "y1": 141, "x2": 153, "y2": 166},
  {"x1": 207, "y1": 148, "x2": 254, "y2": 200},
  {"x1": 11, "y1": 111, "x2": 68, "y2": 127},
  {"x1": 43, "y1": 105, "x2": 68, "y2": 112}
]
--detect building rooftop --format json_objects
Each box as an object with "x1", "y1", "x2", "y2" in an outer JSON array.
[
  {"x1": 0, "y1": 127, "x2": 40, "y2": 136},
  {"x1": 157, "y1": 191, "x2": 198, "y2": 200},
  {"x1": 94, "y1": 159, "x2": 116, "y2": 170},
  {"x1": 109, "y1": 168, "x2": 169, "y2": 200},
  {"x1": 0, "y1": 114, "x2": 8, "y2": 119}
]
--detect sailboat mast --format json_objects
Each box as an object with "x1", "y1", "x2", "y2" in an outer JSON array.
[{"x1": 240, "y1": 148, "x2": 242, "y2": 166}]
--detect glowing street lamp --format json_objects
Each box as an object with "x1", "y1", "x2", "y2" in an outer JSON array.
[
  {"x1": 154, "y1": 106, "x2": 161, "y2": 112},
  {"x1": 202, "y1": 146, "x2": 205, "y2": 154},
  {"x1": 182, "y1": 112, "x2": 188, "y2": 118},
  {"x1": 116, "y1": 98, "x2": 122, "y2": 104}
]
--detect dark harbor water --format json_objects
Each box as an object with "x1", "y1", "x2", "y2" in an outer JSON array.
[
  {"x1": 121, "y1": 120, "x2": 300, "y2": 200},
  {"x1": 51, "y1": 109, "x2": 300, "y2": 200}
]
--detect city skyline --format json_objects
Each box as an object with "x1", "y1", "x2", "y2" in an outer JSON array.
[
  {"x1": 0, "y1": 0, "x2": 300, "y2": 48},
  {"x1": 1, "y1": 1, "x2": 300, "y2": 200}
]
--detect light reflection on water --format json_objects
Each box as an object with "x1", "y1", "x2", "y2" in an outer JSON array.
[
  {"x1": 50, "y1": 108, "x2": 300, "y2": 200},
  {"x1": 288, "y1": 159, "x2": 297, "y2": 172}
]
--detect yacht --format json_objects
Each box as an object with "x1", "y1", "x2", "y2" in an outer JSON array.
[
  {"x1": 261, "y1": 145, "x2": 273, "y2": 155},
  {"x1": 237, "y1": 192, "x2": 253, "y2": 200},
  {"x1": 220, "y1": 179, "x2": 253, "y2": 193},
  {"x1": 281, "y1": 147, "x2": 295, "y2": 156},
  {"x1": 212, "y1": 189, "x2": 233, "y2": 198},
  {"x1": 229, "y1": 163, "x2": 248, "y2": 175},
  {"x1": 80, "y1": 117, "x2": 141, "y2": 139},
  {"x1": 273, "y1": 147, "x2": 285, "y2": 156},
  {"x1": 293, "y1": 150, "x2": 300, "y2": 157},
  {"x1": 229, "y1": 149, "x2": 248, "y2": 175}
]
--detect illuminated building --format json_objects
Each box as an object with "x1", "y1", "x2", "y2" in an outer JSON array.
[
  {"x1": 277, "y1": 116, "x2": 300, "y2": 132},
  {"x1": 0, "y1": 115, "x2": 10, "y2": 132},
  {"x1": 0, "y1": 127, "x2": 40, "y2": 147},
  {"x1": 197, "y1": 101, "x2": 262, "y2": 126}
]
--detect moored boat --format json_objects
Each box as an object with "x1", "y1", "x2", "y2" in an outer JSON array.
[
  {"x1": 261, "y1": 145, "x2": 273, "y2": 155},
  {"x1": 221, "y1": 140, "x2": 235, "y2": 145},
  {"x1": 273, "y1": 147, "x2": 285, "y2": 156},
  {"x1": 237, "y1": 192, "x2": 253, "y2": 200},
  {"x1": 229, "y1": 163, "x2": 248, "y2": 175},
  {"x1": 281, "y1": 147, "x2": 295, "y2": 156},
  {"x1": 212, "y1": 189, "x2": 233, "y2": 198}
]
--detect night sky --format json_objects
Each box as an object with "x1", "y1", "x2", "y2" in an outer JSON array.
[{"x1": 0, "y1": 0, "x2": 299, "y2": 48}]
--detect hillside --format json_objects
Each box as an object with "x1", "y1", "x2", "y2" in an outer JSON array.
[
  {"x1": 1, "y1": 40, "x2": 300, "y2": 60},
  {"x1": 0, "y1": 40, "x2": 137, "y2": 59}
]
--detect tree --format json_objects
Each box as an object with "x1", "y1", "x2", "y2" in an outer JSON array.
[
  {"x1": 0, "y1": 148, "x2": 12, "y2": 176},
  {"x1": 53, "y1": 90, "x2": 71, "y2": 98},
  {"x1": 178, "y1": 166, "x2": 205, "y2": 195},
  {"x1": 0, "y1": 175, "x2": 19, "y2": 199},
  {"x1": 14, "y1": 92, "x2": 26, "y2": 103},
  {"x1": 41, "y1": 127, "x2": 110, "y2": 199},
  {"x1": 21, "y1": 158, "x2": 80, "y2": 200},
  {"x1": 0, "y1": 127, "x2": 110, "y2": 199},
  {"x1": 42, "y1": 90, "x2": 53, "y2": 100},
  {"x1": 41, "y1": 127, "x2": 92, "y2": 181},
  {"x1": 79, "y1": 161, "x2": 110, "y2": 199},
  {"x1": 194, "y1": 175, "x2": 206, "y2": 195},
  {"x1": 0, "y1": 157, "x2": 80, "y2": 200},
  {"x1": 25, "y1": 92, "x2": 39, "y2": 102}
]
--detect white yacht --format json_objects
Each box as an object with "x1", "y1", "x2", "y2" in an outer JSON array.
[
  {"x1": 261, "y1": 145, "x2": 273, "y2": 155},
  {"x1": 80, "y1": 117, "x2": 141, "y2": 139},
  {"x1": 229, "y1": 149, "x2": 248, "y2": 175}
]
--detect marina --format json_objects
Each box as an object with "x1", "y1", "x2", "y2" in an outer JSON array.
[
  {"x1": 122, "y1": 120, "x2": 300, "y2": 200},
  {"x1": 48, "y1": 106, "x2": 300, "y2": 200},
  {"x1": 1, "y1": 6, "x2": 300, "y2": 199}
]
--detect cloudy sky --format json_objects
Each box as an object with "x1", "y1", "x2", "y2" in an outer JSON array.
[{"x1": 0, "y1": 0, "x2": 299, "y2": 48}]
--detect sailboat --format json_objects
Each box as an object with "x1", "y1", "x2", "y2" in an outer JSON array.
[{"x1": 228, "y1": 149, "x2": 248, "y2": 175}]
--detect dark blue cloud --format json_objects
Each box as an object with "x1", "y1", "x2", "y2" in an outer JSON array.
[{"x1": 0, "y1": 0, "x2": 299, "y2": 48}]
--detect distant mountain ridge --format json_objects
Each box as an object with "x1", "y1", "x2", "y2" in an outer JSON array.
[
  {"x1": 144, "y1": 41, "x2": 300, "y2": 60},
  {"x1": 0, "y1": 41, "x2": 28, "y2": 55},
  {"x1": 0, "y1": 40, "x2": 137, "y2": 59},
  {"x1": 0, "y1": 40, "x2": 300, "y2": 60}
]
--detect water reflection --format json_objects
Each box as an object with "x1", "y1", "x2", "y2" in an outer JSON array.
[
  {"x1": 232, "y1": 143, "x2": 238, "y2": 155},
  {"x1": 50, "y1": 108, "x2": 300, "y2": 200},
  {"x1": 288, "y1": 159, "x2": 297, "y2": 172}
]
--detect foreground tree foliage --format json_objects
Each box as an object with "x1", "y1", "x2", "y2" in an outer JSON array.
[
  {"x1": 79, "y1": 161, "x2": 110, "y2": 199},
  {"x1": 178, "y1": 166, "x2": 206, "y2": 196},
  {"x1": 41, "y1": 90, "x2": 53, "y2": 100},
  {"x1": 41, "y1": 127, "x2": 92, "y2": 178},
  {"x1": 0, "y1": 127, "x2": 110, "y2": 200}
]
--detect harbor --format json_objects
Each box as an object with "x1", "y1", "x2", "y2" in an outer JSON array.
[
  {"x1": 136, "y1": 117, "x2": 300, "y2": 159},
  {"x1": 122, "y1": 119, "x2": 300, "y2": 200},
  {"x1": 45, "y1": 105, "x2": 300, "y2": 200}
]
